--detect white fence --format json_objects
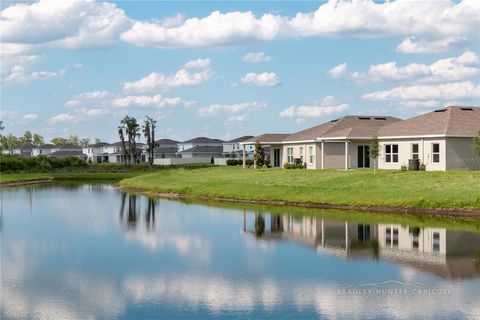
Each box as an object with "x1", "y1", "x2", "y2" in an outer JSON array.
[
  {"x1": 153, "y1": 157, "x2": 212, "y2": 166},
  {"x1": 214, "y1": 158, "x2": 228, "y2": 166}
]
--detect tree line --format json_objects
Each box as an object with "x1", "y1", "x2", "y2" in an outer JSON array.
[{"x1": 117, "y1": 115, "x2": 157, "y2": 167}]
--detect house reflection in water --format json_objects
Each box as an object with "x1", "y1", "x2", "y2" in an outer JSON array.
[{"x1": 245, "y1": 212, "x2": 480, "y2": 279}]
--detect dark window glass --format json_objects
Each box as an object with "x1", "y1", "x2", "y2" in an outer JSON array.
[
  {"x1": 393, "y1": 145, "x2": 398, "y2": 153},
  {"x1": 433, "y1": 154, "x2": 440, "y2": 163},
  {"x1": 412, "y1": 154, "x2": 419, "y2": 160},
  {"x1": 433, "y1": 143, "x2": 439, "y2": 153},
  {"x1": 386, "y1": 145, "x2": 391, "y2": 153},
  {"x1": 393, "y1": 154, "x2": 398, "y2": 162},
  {"x1": 386, "y1": 154, "x2": 391, "y2": 162},
  {"x1": 412, "y1": 144, "x2": 419, "y2": 153}
]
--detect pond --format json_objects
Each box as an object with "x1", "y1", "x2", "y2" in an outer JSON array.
[{"x1": 1, "y1": 183, "x2": 479, "y2": 320}]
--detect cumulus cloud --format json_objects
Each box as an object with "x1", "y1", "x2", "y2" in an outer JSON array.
[
  {"x1": 396, "y1": 36, "x2": 466, "y2": 54},
  {"x1": 65, "y1": 90, "x2": 112, "y2": 107},
  {"x1": 123, "y1": 68, "x2": 213, "y2": 93},
  {"x1": 22, "y1": 113, "x2": 38, "y2": 121},
  {"x1": 330, "y1": 51, "x2": 480, "y2": 83},
  {"x1": 1, "y1": 0, "x2": 131, "y2": 52},
  {"x1": 49, "y1": 112, "x2": 81, "y2": 123},
  {"x1": 120, "y1": 0, "x2": 479, "y2": 51},
  {"x1": 85, "y1": 108, "x2": 109, "y2": 117},
  {"x1": 242, "y1": 52, "x2": 271, "y2": 63},
  {"x1": 197, "y1": 101, "x2": 265, "y2": 116},
  {"x1": 327, "y1": 63, "x2": 348, "y2": 78},
  {"x1": 226, "y1": 114, "x2": 248, "y2": 125},
  {"x1": 112, "y1": 94, "x2": 190, "y2": 108},
  {"x1": 241, "y1": 72, "x2": 280, "y2": 87},
  {"x1": 362, "y1": 81, "x2": 480, "y2": 101},
  {"x1": 183, "y1": 58, "x2": 211, "y2": 69},
  {"x1": 4, "y1": 65, "x2": 65, "y2": 84},
  {"x1": 280, "y1": 96, "x2": 349, "y2": 119}
]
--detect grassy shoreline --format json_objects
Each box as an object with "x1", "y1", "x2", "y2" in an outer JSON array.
[
  {"x1": 118, "y1": 167, "x2": 480, "y2": 211},
  {"x1": 0, "y1": 172, "x2": 142, "y2": 184}
]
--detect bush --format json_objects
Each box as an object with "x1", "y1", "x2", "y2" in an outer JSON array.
[
  {"x1": 419, "y1": 163, "x2": 426, "y2": 171},
  {"x1": 284, "y1": 162, "x2": 305, "y2": 169},
  {"x1": 245, "y1": 159, "x2": 254, "y2": 167},
  {"x1": 0, "y1": 154, "x2": 86, "y2": 173},
  {"x1": 226, "y1": 159, "x2": 243, "y2": 166},
  {"x1": 401, "y1": 165, "x2": 407, "y2": 171}
]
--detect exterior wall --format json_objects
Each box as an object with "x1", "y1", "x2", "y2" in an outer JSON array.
[
  {"x1": 224, "y1": 143, "x2": 254, "y2": 157},
  {"x1": 178, "y1": 142, "x2": 223, "y2": 152},
  {"x1": 154, "y1": 157, "x2": 212, "y2": 166},
  {"x1": 323, "y1": 142, "x2": 345, "y2": 169},
  {"x1": 378, "y1": 224, "x2": 446, "y2": 255},
  {"x1": 347, "y1": 140, "x2": 373, "y2": 169},
  {"x1": 279, "y1": 142, "x2": 317, "y2": 169},
  {"x1": 181, "y1": 152, "x2": 223, "y2": 158},
  {"x1": 32, "y1": 148, "x2": 53, "y2": 156},
  {"x1": 378, "y1": 138, "x2": 446, "y2": 171},
  {"x1": 446, "y1": 137, "x2": 480, "y2": 170}
]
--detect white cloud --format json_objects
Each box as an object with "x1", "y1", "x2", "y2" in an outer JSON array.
[
  {"x1": 399, "y1": 100, "x2": 440, "y2": 109},
  {"x1": 183, "y1": 58, "x2": 211, "y2": 69},
  {"x1": 22, "y1": 113, "x2": 38, "y2": 121},
  {"x1": 242, "y1": 52, "x2": 271, "y2": 63},
  {"x1": 280, "y1": 96, "x2": 349, "y2": 118},
  {"x1": 1, "y1": 0, "x2": 131, "y2": 52},
  {"x1": 85, "y1": 109, "x2": 109, "y2": 117},
  {"x1": 198, "y1": 101, "x2": 265, "y2": 116},
  {"x1": 120, "y1": 1, "x2": 479, "y2": 50},
  {"x1": 226, "y1": 114, "x2": 248, "y2": 125},
  {"x1": 112, "y1": 94, "x2": 188, "y2": 108},
  {"x1": 241, "y1": 72, "x2": 280, "y2": 87},
  {"x1": 65, "y1": 90, "x2": 111, "y2": 107},
  {"x1": 396, "y1": 36, "x2": 466, "y2": 54},
  {"x1": 327, "y1": 63, "x2": 348, "y2": 78},
  {"x1": 4, "y1": 65, "x2": 65, "y2": 84},
  {"x1": 123, "y1": 68, "x2": 213, "y2": 93},
  {"x1": 362, "y1": 81, "x2": 480, "y2": 101},
  {"x1": 49, "y1": 112, "x2": 80, "y2": 123},
  {"x1": 331, "y1": 51, "x2": 480, "y2": 83}
]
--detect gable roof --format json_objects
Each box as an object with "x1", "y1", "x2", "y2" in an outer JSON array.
[
  {"x1": 179, "y1": 146, "x2": 224, "y2": 153},
  {"x1": 88, "y1": 142, "x2": 110, "y2": 147},
  {"x1": 181, "y1": 137, "x2": 224, "y2": 144},
  {"x1": 243, "y1": 133, "x2": 290, "y2": 144},
  {"x1": 225, "y1": 135, "x2": 255, "y2": 143},
  {"x1": 49, "y1": 150, "x2": 85, "y2": 157},
  {"x1": 153, "y1": 147, "x2": 178, "y2": 154},
  {"x1": 283, "y1": 115, "x2": 401, "y2": 141},
  {"x1": 155, "y1": 138, "x2": 180, "y2": 144},
  {"x1": 379, "y1": 106, "x2": 480, "y2": 137},
  {"x1": 35, "y1": 144, "x2": 56, "y2": 149}
]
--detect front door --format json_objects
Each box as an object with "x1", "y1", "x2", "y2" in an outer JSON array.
[
  {"x1": 273, "y1": 149, "x2": 280, "y2": 167},
  {"x1": 357, "y1": 145, "x2": 370, "y2": 168}
]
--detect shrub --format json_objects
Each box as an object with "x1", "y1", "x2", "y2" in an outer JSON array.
[
  {"x1": 0, "y1": 154, "x2": 86, "y2": 173},
  {"x1": 284, "y1": 162, "x2": 305, "y2": 169},
  {"x1": 226, "y1": 159, "x2": 243, "y2": 166},
  {"x1": 401, "y1": 165, "x2": 407, "y2": 171},
  {"x1": 245, "y1": 159, "x2": 254, "y2": 167},
  {"x1": 419, "y1": 163, "x2": 426, "y2": 171}
]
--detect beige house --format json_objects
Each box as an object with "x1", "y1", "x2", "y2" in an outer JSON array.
[{"x1": 241, "y1": 106, "x2": 480, "y2": 171}]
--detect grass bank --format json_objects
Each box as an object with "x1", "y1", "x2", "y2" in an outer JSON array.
[
  {"x1": 119, "y1": 167, "x2": 480, "y2": 211},
  {"x1": 0, "y1": 172, "x2": 141, "y2": 185}
]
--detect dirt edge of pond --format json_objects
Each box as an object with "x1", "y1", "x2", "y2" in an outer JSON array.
[
  {"x1": 116, "y1": 185, "x2": 480, "y2": 220},
  {"x1": 0, "y1": 179, "x2": 54, "y2": 187}
]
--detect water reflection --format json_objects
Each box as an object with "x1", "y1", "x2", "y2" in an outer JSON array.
[
  {"x1": 1, "y1": 184, "x2": 480, "y2": 320},
  {"x1": 247, "y1": 212, "x2": 480, "y2": 279}
]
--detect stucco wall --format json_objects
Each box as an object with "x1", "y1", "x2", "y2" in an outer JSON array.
[
  {"x1": 446, "y1": 137, "x2": 480, "y2": 170},
  {"x1": 323, "y1": 142, "x2": 345, "y2": 169},
  {"x1": 279, "y1": 143, "x2": 317, "y2": 169}
]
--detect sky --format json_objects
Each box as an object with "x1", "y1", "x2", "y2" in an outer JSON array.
[{"x1": 1, "y1": 0, "x2": 479, "y2": 142}]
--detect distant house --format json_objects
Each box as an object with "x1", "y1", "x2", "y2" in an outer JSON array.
[
  {"x1": 107, "y1": 141, "x2": 146, "y2": 163},
  {"x1": 223, "y1": 136, "x2": 254, "y2": 158},
  {"x1": 177, "y1": 137, "x2": 224, "y2": 153},
  {"x1": 83, "y1": 142, "x2": 111, "y2": 163},
  {"x1": 48, "y1": 144, "x2": 86, "y2": 160},
  {"x1": 178, "y1": 146, "x2": 224, "y2": 158},
  {"x1": 242, "y1": 106, "x2": 480, "y2": 171},
  {"x1": 153, "y1": 139, "x2": 180, "y2": 159},
  {"x1": 156, "y1": 139, "x2": 180, "y2": 149},
  {"x1": 32, "y1": 144, "x2": 56, "y2": 156},
  {"x1": 3, "y1": 144, "x2": 36, "y2": 156}
]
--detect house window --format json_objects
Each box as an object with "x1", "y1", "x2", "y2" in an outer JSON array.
[
  {"x1": 411, "y1": 144, "x2": 419, "y2": 160},
  {"x1": 432, "y1": 232, "x2": 440, "y2": 252},
  {"x1": 287, "y1": 147, "x2": 294, "y2": 163},
  {"x1": 432, "y1": 143, "x2": 440, "y2": 163},
  {"x1": 385, "y1": 226, "x2": 399, "y2": 247},
  {"x1": 299, "y1": 147, "x2": 304, "y2": 162},
  {"x1": 385, "y1": 144, "x2": 398, "y2": 163},
  {"x1": 39, "y1": 149, "x2": 42, "y2": 154},
  {"x1": 308, "y1": 146, "x2": 314, "y2": 163}
]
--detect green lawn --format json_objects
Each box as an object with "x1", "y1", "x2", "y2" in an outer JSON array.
[
  {"x1": 0, "y1": 172, "x2": 141, "y2": 184},
  {"x1": 119, "y1": 167, "x2": 480, "y2": 209}
]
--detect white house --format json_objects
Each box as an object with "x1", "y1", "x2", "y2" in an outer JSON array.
[
  {"x1": 83, "y1": 142, "x2": 111, "y2": 163},
  {"x1": 32, "y1": 144, "x2": 56, "y2": 156},
  {"x1": 177, "y1": 137, "x2": 224, "y2": 153},
  {"x1": 223, "y1": 136, "x2": 254, "y2": 158}
]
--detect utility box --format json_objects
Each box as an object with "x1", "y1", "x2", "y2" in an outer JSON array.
[{"x1": 408, "y1": 159, "x2": 420, "y2": 171}]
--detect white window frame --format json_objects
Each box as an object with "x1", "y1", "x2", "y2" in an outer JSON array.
[
  {"x1": 299, "y1": 147, "x2": 304, "y2": 162},
  {"x1": 411, "y1": 143, "x2": 419, "y2": 160},
  {"x1": 287, "y1": 147, "x2": 294, "y2": 163},
  {"x1": 432, "y1": 143, "x2": 440, "y2": 163},
  {"x1": 385, "y1": 144, "x2": 399, "y2": 163},
  {"x1": 308, "y1": 146, "x2": 314, "y2": 164}
]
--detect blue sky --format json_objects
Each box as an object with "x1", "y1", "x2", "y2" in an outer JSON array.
[{"x1": 1, "y1": 0, "x2": 479, "y2": 142}]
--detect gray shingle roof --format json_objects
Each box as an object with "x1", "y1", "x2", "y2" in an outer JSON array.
[
  {"x1": 378, "y1": 106, "x2": 480, "y2": 137},
  {"x1": 243, "y1": 134, "x2": 290, "y2": 144},
  {"x1": 181, "y1": 137, "x2": 224, "y2": 144},
  {"x1": 153, "y1": 147, "x2": 178, "y2": 154},
  {"x1": 88, "y1": 142, "x2": 110, "y2": 147},
  {"x1": 36, "y1": 144, "x2": 56, "y2": 149},
  {"x1": 226, "y1": 135, "x2": 255, "y2": 143},
  {"x1": 179, "y1": 146, "x2": 223, "y2": 153},
  {"x1": 155, "y1": 138, "x2": 180, "y2": 144},
  {"x1": 49, "y1": 150, "x2": 86, "y2": 157}
]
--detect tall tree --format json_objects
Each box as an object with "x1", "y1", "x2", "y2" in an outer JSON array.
[
  {"x1": 142, "y1": 116, "x2": 157, "y2": 168},
  {"x1": 79, "y1": 138, "x2": 91, "y2": 147},
  {"x1": 51, "y1": 137, "x2": 67, "y2": 145},
  {"x1": 369, "y1": 137, "x2": 381, "y2": 175},
  {"x1": 254, "y1": 142, "x2": 265, "y2": 168},
  {"x1": 474, "y1": 131, "x2": 480, "y2": 157},
  {"x1": 94, "y1": 138, "x2": 101, "y2": 144},
  {"x1": 33, "y1": 133, "x2": 44, "y2": 145},
  {"x1": 66, "y1": 134, "x2": 80, "y2": 146},
  {"x1": 19, "y1": 131, "x2": 33, "y2": 145},
  {"x1": 118, "y1": 116, "x2": 140, "y2": 165},
  {"x1": 0, "y1": 134, "x2": 19, "y2": 149}
]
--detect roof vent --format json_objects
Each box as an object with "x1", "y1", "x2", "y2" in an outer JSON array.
[
  {"x1": 374, "y1": 117, "x2": 386, "y2": 120},
  {"x1": 330, "y1": 119, "x2": 338, "y2": 122},
  {"x1": 434, "y1": 109, "x2": 447, "y2": 112},
  {"x1": 460, "y1": 107, "x2": 473, "y2": 111},
  {"x1": 358, "y1": 117, "x2": 370, "y2": 120}
]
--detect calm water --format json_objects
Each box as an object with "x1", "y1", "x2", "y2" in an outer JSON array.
[{"x1": 1, "y1": 183, "x2": 480, "y2": 320}]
